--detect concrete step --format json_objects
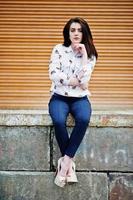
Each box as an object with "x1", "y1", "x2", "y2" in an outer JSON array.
[
  {"x1": 0, "y1": 126, "x2": 132, "y2": 171},
  {"x1": 0, "y1": 172, "x2": 133, "y2": 200},
  {"x1": 0, "y1": 171, "x2": 108, "y2": 200}
]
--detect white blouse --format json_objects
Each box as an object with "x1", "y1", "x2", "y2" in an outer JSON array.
[{"x1": 49, "y1": 44, "x2": 96, "y2": 97}]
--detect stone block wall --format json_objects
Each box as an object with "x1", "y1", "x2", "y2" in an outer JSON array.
[{"x1": 0, "y1": 110, "x2": 133, "y2": 200}]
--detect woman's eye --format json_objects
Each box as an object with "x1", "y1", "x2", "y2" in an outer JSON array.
[
  {"x1": 70, "y1": 28, "x2": 82, "y2": 32},
  {"x1": 71, "y1": 29, "x2": 75, "y2": 32},
  {"x1": 78, "y1": 29, "x2": 82, "y2": 32}
]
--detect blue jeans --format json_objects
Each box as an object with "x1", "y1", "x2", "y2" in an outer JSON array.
[{"x1": 48, "y1": 93, "x2": 92, "y2": 158}]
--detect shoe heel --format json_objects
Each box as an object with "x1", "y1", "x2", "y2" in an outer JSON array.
[
  {"x1": 54, "y1": 158, "x2": 66, "y2": 188},
  {"x1": 54, "y1": 174, "x2": 66, "y2": 188}
]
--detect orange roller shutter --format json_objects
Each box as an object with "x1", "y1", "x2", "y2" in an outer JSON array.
[{"x1": 0, "y1": 0, "x2": 133, "y2": 110}]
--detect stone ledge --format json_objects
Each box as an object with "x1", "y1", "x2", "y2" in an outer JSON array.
[
  {"x1": 0, "y1": 172, "x2": 133, "y2": 200},
  {"x1": 0, "y1": 109, "x2": 132, "y2": 127},
  {"x1": 0, "y1": 126, "x2": 50, "y2": 171},
  {"x1": 0, "y1": 171, "x2": 108, "y2": 200},
  {"x1": 53, "y1": 127, "x2": 133, "y2": 172},
  {"x1": 0, "y1": 126, "x2": 132, "y2": 171}
]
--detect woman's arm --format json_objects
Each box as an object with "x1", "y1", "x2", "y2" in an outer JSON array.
[
  {"x1": 77, "y1": 55, "x2": 96, "y2": 84},
  {"x1": 72, "y1": 44, "x2": 96, "y2": 85},
  {"x1": 49, "y1": 45, "x2": 80, "y2": 87},
  {"x1": 49, "y1": 45, "x2": 70, "y2": 86}
]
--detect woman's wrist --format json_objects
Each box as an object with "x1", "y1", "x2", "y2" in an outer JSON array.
[
  {"x1": 82, "y1": 53, "x2": 88, "y2": 66},
  {"x1": 69, "y1": 77, "x2": 79, "y2": 86}
]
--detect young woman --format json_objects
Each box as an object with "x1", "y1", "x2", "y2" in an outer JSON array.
[{"x1": 48, "y1": 17, "x2": 98, "y2": 188}]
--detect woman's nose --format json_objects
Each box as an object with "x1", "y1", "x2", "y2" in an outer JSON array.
[{"x1": 74, "y1": 30, "x2": 78, "y2": 35}]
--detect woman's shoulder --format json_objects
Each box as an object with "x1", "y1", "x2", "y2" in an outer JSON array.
[{"x1": 53, "y1": 43, "x2": 64, "y2": 50}]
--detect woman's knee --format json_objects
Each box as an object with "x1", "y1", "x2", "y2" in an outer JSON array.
[
  {"x1": 52, "y1": 117, "x2": 66, "y2": 126},
  {"x1": 75, "y1": 117, "x2": 88, "y2": 125},
  {"x1": 75, "y1": 113, "x2": 91, "y2": 125}
]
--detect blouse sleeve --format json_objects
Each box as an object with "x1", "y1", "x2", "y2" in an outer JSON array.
[
  {"x1": 49, "y1": 45, "x2": 70, "y2": 86},
  {"x1": 77, "y1": 55, "x2": 96, "y2": 84}
]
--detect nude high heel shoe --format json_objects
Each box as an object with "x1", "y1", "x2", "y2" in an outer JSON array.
[
  {"x1": 54, "y1": 157, "x2": 66, "y2": 188},
  {"x1": 67, "y1": 161, "x2": 78, "y2": 183}
]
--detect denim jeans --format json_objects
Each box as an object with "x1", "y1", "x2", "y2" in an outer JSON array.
[{"x1": 48, "y1": 93, "x2": 92, "y2": 158}]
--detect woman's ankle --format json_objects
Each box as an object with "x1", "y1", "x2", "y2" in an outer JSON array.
[
  {"x1": 58, "y1": 155, "x2": 71, "y2": 176},
  {"x1": 63, "y1": 155, "x2": 72, "y2": 163}
]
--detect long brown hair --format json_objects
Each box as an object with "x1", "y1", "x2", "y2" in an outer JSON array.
[{"x1": 63, "y1": 17, "x2": 98, "y2": 59}]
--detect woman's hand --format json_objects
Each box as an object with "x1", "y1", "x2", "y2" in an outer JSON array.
[
  {"x1": 73, "y1": 43, "x2": 87, "y2": 56},
  {"x1": 68, "y1": 76, "x2": 88, "y2": 90},
  {"x1": 80, "y1": 83, "x2": 88, "y2": 90},
  {"x1": 69, "y1": 77, "x2": 79, "y2": 86},
  {"x1": 73, "y1": 43, "x2": 88, "y2": 71}
]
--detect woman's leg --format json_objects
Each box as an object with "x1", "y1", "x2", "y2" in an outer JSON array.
[
  {"x1": 49, "y1": 95, "x2": 72, "y2": 183},
  {"x1": 64, "y1": 97, "x2": 92, "y2": 158},
  {"x1": 48, "y1": 95, "x2": 70, "y2": 156}
]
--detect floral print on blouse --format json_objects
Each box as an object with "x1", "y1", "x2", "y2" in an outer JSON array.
[{"x1": 49, "y1": 44, "x2": 96, "y2": 97}]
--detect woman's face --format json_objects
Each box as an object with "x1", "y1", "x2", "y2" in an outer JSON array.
[{"x1": 69, "y1": 22, "x2": 82, "y2": 45}]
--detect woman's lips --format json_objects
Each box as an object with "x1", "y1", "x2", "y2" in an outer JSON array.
[{"x1": 74, "y1": 37, "x2": 79, "y2": 40}]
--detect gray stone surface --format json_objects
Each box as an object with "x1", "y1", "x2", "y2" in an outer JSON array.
[
  {"x1": 0, "y1": 109, "x2": 132, "y2": 127},
  {"x1": 53, "y1": 127, "x2": 133, "y2": 171},
  {"x1": 0, "y1": 126, "x2": 50, "y2": 170},
  {"x1": 109, "y1": 173, "x2": 133, "y2": 200},
  {"x1": 0, "y1": 110, "x2": 132, "y2": 199},
  {"x1": 0, "y1": 171, "x2": 108, "y2": 200}
]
